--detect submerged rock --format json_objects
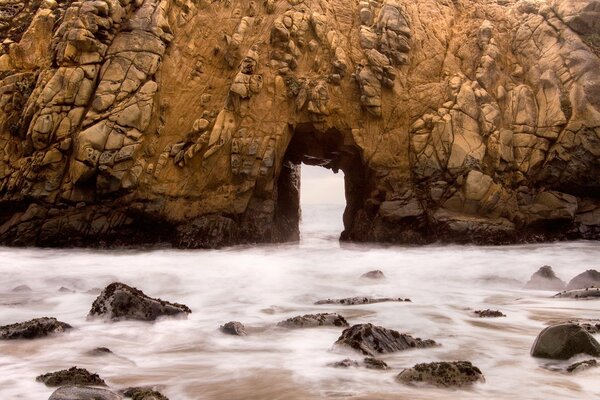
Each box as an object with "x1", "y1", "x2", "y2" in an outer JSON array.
[
  {"x1": 220, "y1": 321, "x2": 247, "y2": 336},
  {"x1": 553, "y1": 288, "x2": 600, "y2": 299},
  {"x1": 122, "y1": 387, "x2": 169, "y2": 400},
  {"x1": 566, "y1": 359, "x2": 598, "y2": 373},
  {"x1": 397, "y1": 361, "x2": 485, "y2": 387},
  {"x1": 334, "y1": 323, "x2": 437, "y2": 356},
  {"x1": 363, "y1": 357, "x2": 389, "y2": 370},
  {"x1": 36, "y1": 367, "x2": 106, "y2": 387},
  {"x1": 474, "y1": 309, "x2": 506, "y2": 318},
  {"x1": 12, "y1": 285, "x2": 32, "y2": 292},
  {"x1": 531, "y1": 323, "x2": 600, "y2": 360},
  {"x1": 328, "y1": 359, "x2": 359, "y2": 368},
  {"x1": 360, "y1": 270, "x2": 386, "y2": 279},
  {"x1": 566, "y1": 270, "x2": 600, "y2": 290},
  {"x1": 315, "y1": 297, "x2": 410, "y2": 305},
  {"x1": 87, "y1": 347, "x2": 113, "y2": 356},
  {"x1": 525, "y1": 266, "x2": 566, "y2": 291},
  {"x1": 48, "y1": 386, "x2": 122, "y2": 400},
  {"x1": 277, "y1": 313, "x2": 349, "y2": 328},
  {"x1": 0, "y1": 317, "x2": 71, "y2": 340},
  {"x1": 88, "y1": 283, "x2": 191, "y2": 322}
]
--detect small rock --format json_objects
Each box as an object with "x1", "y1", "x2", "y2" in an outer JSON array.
[
  {"x1": 334, "y1": 323, "x2": 437, "y2": 356},
  {"x1": 397, "y1": 361, "x2": 485, "y2": 387},
  {"x1": 566, "y1": 269, "x2": 600, "y2": 290},
  {"x1": 315, "y1": 297, "x2": 410, "y2": 305},
  {"x1": 36, "y1": 367, "x2": 106, "y2": 387},
  {"x1": 328, "y1": 359, "x2": 359, "y2": 368},
  {"x1": 553, "y1": 287, "x2": 600, "y2": 299},
  {"x1": 220, "y1": 321, "x2": 247, "y2": 336},
  {"x1": 525, "y1": 266, "x2": 566, "y2": 291},
  {"x1": 360, "y1": 270, "x2": 385, "y2": 279},
  {"x1": 48, "y1": 386, "x2": 122, "y2": 400},
  {"x1": 59, "y1": 287, "x2": 75, "y2": 293},
  {"x1": 88, "y1": 282, "x2": 191, "y2": 322},
  {"x1": 363, "y1": 357, "x2": 389, "y2": 370},
  {"x1": 566, "y1": 359, "x2": 598, "y2": 373},
  {"x1": 531, "y1": 323, "x2": 600, "y2": 360},
  {"x1": 277, "y1": 313, "x2": 349, "y2": 328},
  {"x1": 474, "y1": 309, "x2": 506, "y2": 318},
  {"x1": 12, "y1": 284, "x2": 32, "y2": 292},
  {"x1": 87, "y1": 347, "x2": 113, "y2": 356},
  {"x1": 0, "y1": 317, "x2": 72, "y2": 340},
  {"x1": 122, "y1": 387, "x2": 169, "y2": 400}
]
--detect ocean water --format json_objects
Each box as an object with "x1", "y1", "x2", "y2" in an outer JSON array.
[{"x1": 1, "y1": 204, "x2": 600, "y2": 399}]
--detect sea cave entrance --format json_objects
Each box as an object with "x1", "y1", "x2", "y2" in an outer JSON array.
[{"x1": 273, "y1": 124, "x2": 372, "y2": 242}]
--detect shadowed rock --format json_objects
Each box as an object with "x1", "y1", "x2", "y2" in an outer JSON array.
[
  {"x1": 328, "y1": 357, "x2": 388, "y2": 369},
  {"x1": 12, "y1": 285, "x2": 32, "y2": 292},
  {"x1": 360, "y1": 270, "x2": 386, "y2": 279},
  {"x1": 474, "y1": 309, "x2": 506, "y2": 318},
  {"x1": 122, "y1": 387, "x2": 169, "y2": 400},
  {"x1": 88, "y1": 283, "x2": 191, "y2": 322},
  {"x1": 566, "y1": 269, "x2": 600, "y2": 290},
  {"x1": 328, "y1": 359, "x2": 359, "y2": 368},
  {"x1": 36, "y1": 367, "x2": 106, "y2": 387},
  {"x1": 531, "y1": 323, "x2": 600, "y2": 360},
  {"x1": 87, "y1": 347, "x2": 113, "y2": 356},
  {"x1": 0, "y1": 317, "x2": 71, "y2": 340},
  {"x1": 334, "y1": 323, "x2": 437, "y2": 356},
  {"x1": 553, "y1": 287, "x2": 600, "y2": 299},
  {"x1": 315, "y1": 297, "x2": 410, "y2": 305},
  {"x1": 277, "y1": 313, "x2": 349, "y2": 328},
  {"x1": 220, "y1": 321, "x2": 247, "y2": 336},
  {"x1": 566, "y1": 359, "x2": 598, "y2": 373},
  {"x1": 363, "y1": 357, "x2": 389, "y2": 370},
  {"x1": 524, "y1": 266, "x2": 566, "y2": 291},
  {"x1": 397, "y1": 361, "x2": 485, "y2": 387},
  {"x1": 48, "y1": 386, "x2": 122, "y2": 400}
]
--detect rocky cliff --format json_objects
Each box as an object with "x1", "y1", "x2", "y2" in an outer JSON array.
[{"x1": 0, "y1": 0, "x2": 599, "y2": 247}]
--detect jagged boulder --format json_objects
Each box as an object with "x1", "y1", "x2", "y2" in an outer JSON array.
[
  {"x1": 36, "y1": 367, "x2": 106, "y2": 387},
  {"x1": 397, "y1": 361, "x2": 485, "y2": 387},
  {"x1": 277, "y1": 313, "x2": 349, "y2": 328},
  {"x1": 48, "y1": 386, "x2": 122, "y2": 400},
  {"x1": 334, "y1": 323, "x2": 437, "y2": 356},
  {"x1": 566, "y1": 269, "x2": 600, "y2": 290},
  {"x1": 525, "y1": 266, "x2": 566, "y2": 291},
  {"x1": 0, "y1": 317, "x2": 71, "y2": 340},
  {"x1": 220, "y1": 321, "x2": 247, "y2": 336},
  {"x1": 88, "y1": 283, "x2": 191, "y2": 322},
  {"x1": 531, "y1": 323, "x2": 600, "y2": 359}
]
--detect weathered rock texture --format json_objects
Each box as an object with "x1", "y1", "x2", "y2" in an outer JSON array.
[
  {"x1": 36, "y1": 367, "x2": 107, "y2": 387},
  {"x1": 397, "y1": 361, "x2": 485, "y2": 387},
  {"x1": 525, "y1": 265, "x2": 566, "y2": 290},
  {"x1": 0, "y1": 317, "x2": 71, "y2": 339},
  {"x1": 315, "y1": 296, "x2": 409, "y2": 305},
  {"x1": 277, "y1": 313, "x2": 349, "y2": 328},
  {"x1": 0, "y1": 0, "x2": 600, "y2": 247},
  {"x1": 531, "y1": 323, "x2": 600, "y2": 359},
  {"x1": 48, "y1": 386, "x2": 122, "y2": 400}
]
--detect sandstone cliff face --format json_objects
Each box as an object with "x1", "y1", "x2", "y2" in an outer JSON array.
[{"x1": 0, "y1": 0, "x2": 599, "y2": 247}]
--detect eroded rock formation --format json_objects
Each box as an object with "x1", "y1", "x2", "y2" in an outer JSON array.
[{"x1": 0, "y1": 0, "x2": 599, "y2": 247}]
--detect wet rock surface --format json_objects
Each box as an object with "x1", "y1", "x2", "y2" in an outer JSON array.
[
  {"x1": 277, "y1": 313, "x2": 349, "y2": 328},
  {"x1": 88, "y1": 283, "x2": 191, "y2": 322},
  {"x1": 525, "y1": 266, "x2": 566, "y2": 291},
  {"x1": 474, "y1": 309, "x2": 506, "y2": 318},
  {"x1": 360, "y1": 270, "x2": 386, "y2": 279},
  {"x1": 36, "y1": 367, "x2": 106, "y2": 387},
  {"x1": 553, "y1": 288, "x2": 600, "y2": 299},
  {"x1": 363, "y1": 357, "x2": 389, "y2": 370},
  {"x1": 0, "y1": 317, "x2": 71, "y2": 340},
  {"x1": 220, "y1": 321, "x2": 247, "y2": 336},
  {"x1": 315, "y1": 297, "x2": 410, "y2": 305},
  {"x1": 531, "y1": 323, "x2": 600, "y2": 360},
  {"x1": 397, "y1": 361, "x2": 485, "y2": 387},
  {"x1": 48, "y1": 386, "x2": 122, "y2": 400},
  {"x1": 566, "y1": 270, "x2": 600, "y2": 290},
  {"x1": 566, "y1": 359, "x2": 598, "y2": 373},
  {"x1": 334, "y1": 323, "x2": 437, "y2": 356},
  {"x1": 122, "y1": 387, "x2": 169, "y2": 400}
]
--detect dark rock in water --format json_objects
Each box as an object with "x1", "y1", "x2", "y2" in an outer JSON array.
[
  {"x1": 122, "y1": 387, "x2": 169, "y2": 400},
  {"x1": 566, "y1": 269, "x2": 600, "y2": 290},
  {"x1": 334, "y1": 323, "x2": 437, "y2": 356},
  {"x1": 397, "y1": 361, "x2": 485, "y2": 387},
  {"x1": 277, "y1": 313, "x2": 349, "y2": 328},
  {"x1": 36, "y1": 367, "x2": 106, "y2": 387},
  {"x1": 48, "y1": 386, "x2": 122, "y2": 400},
  {"x1": 524, "y1": 266, "x2": 566, "y2": 291},
  {"x1": 12, "y1": 284, "x2": 32, "y2": 292},
  {"x1": 88, "y1": 282, "x2": 191, "y2": 322},
  {"x1": 531, "y1": 323, "x2": 600, "y2": 360},
  {"x1": 220, "y1": 321, "x2": 247, "y2": 336},
  {"x1": 328, "y1": 359, "x2": 359, "y2": 368},
  {"x1": 0, "y1": 317, "x2": 71, "y2": 340},
  {"x1": 59, "y1": 287, "x2": 76, "y2": 293},
  {"x1": 474, "y1": 309, "x2": 506, "y2": 318},
  {"x1": 566, "y1": 359, "x2": 598, "y2": 373},
  {"x1": 361, "y1": 270, "x2": 386, "y2": 279},
  {"x1": 88, "y1": 347, "x2": 113, "y2": 356},
  {"x1": 553, "y1": 287, "x2": 600, "y2": 299},
  {"x1": 363, "y1": 357, "x2": 389, "y2": 370},
  {"x1": 315, "y1": 297, "x2": 411, "y2": 305}
]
